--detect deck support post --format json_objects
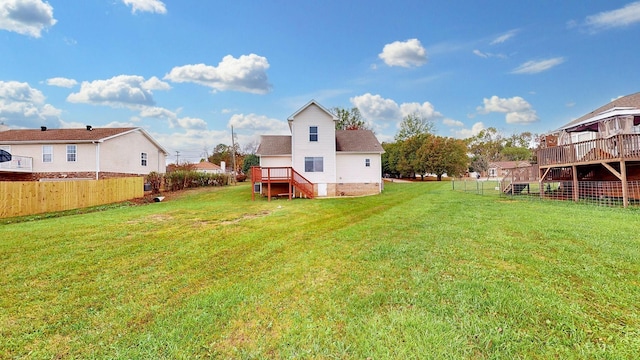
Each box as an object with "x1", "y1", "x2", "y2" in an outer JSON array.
[
  {"x1": 288, "y1": 168, "x2": 292, "y2": 200},
  {"x1": 621, "y1": 160, "x2": 629, "y2": 208},
  {"x1": 572, "y1": 165, "x2": 579, "y2": 202},
  {"x1": 267, "y1": 168, "x2": 272, "y2": 202}
]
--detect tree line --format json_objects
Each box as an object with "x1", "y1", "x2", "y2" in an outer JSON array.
[{"x1": 174, "y1": 106, "x2": 538, "y2": 182}]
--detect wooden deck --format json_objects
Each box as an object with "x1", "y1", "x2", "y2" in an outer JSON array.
[
  {"x1": 533, "y1": 133, "x2": 640, "y2": 207},
  {"x1": 537, "y1": 133, "x2": 640, "y2": 168},
  {"x1": 251, "y1": 166, "x2": 314, "y2": 201}
]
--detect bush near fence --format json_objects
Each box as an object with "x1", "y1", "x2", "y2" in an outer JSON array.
[
  {"x1": 0, "y1": 177, "x2": 143, "y2": 219},
  {"x1": 163, "y1": 170, "x2": 232, "y2": 192}
]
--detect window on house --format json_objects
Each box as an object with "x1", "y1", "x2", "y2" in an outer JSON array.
[
  {"x1": 309, "y1": 126, "x2": 318, "y2": 142},
  {"x1": 66, "y1": 145, "x2": 77, "y2": 162},
  {"x1": 365, "y1": 158, "x2": 371, "y2": 167},
  {"x1": 42, "y1": 145, "x2": 53, "y2": 163},
  {"x1": 141, "y1": 152, "x2": 148, "y2": 166},
  {"x1": 304, "y1": 157, "x2": 323, "y2": 172}
]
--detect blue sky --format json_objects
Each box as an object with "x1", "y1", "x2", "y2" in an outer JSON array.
[{"x1": 2, "y1": 0, "x2": 640, "y2": 163}]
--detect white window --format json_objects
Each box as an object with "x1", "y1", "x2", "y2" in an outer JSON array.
[
  {"x1": 309, "y1": 126, "x2": 318, "y2": 142},
  {"x1": 42, "y1": 145, "x2": 53, "y2": 163},
  {"x1": 141, "y1": 152, "x2": 148, "y2": 166},
  {"x1": 304, "y1": 157, "x2": 323, "y2": 172},
  {"x1": 365, "y1": 158, "x2": 371, "y2": 167},
  {"x1": 66, "y1": 145, "x2": 77, "y2": 162}
]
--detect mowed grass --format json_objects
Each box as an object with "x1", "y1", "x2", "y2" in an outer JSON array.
[{"x1": 1, "y1": 182, "x2": 640, "y2": 359}]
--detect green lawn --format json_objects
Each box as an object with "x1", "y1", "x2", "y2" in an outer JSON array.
[{"x1": 2, "y1": 182, "x2": 639, "y2": 359}]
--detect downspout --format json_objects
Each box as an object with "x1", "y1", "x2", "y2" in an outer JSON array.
[{"x1": 94, "y1": 141, "x2": 100, "y2": 180}]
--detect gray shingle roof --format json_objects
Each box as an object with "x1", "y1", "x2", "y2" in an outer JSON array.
[
  {"x1": 560, "y1": 92, "x2": 640, "y2": 130},
  {"x1": 256, "y1": 135, "x2": 292, "y2": 155},
  {"x1": 336, "y1": 130, "x2": 384, "y2": 153}
]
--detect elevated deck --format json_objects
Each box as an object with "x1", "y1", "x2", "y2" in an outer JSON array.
[
  {"x1": 0, "y1": 155, "x2": 33, "y2": 173},
  {"x1": 251, "y1": 166, "x2": 314, "y2": 201}
]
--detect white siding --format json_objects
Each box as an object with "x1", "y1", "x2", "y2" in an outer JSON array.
[
  {"x1": 336, "y1": 153, "x2": 382, "y2": 183},
  {"x1": 290, "y1": 104, "x2": 336, "y2": 184}
]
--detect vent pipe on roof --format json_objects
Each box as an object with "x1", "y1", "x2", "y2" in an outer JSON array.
[
  {"x1": 41, "y1": 126, "x2": 47, "y2": 131},
  {"x1": 86, "y1": 125, "x2": 93, "y2": 131}
]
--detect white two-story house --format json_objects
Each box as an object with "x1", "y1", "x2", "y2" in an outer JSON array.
[{"x1": 253, "y1": 100, "x2": 384, "y2": 199}]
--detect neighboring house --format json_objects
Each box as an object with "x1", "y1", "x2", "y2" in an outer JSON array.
[
  {"x1": 0, "y1": 126, "x2": 168, "y2": 181},
  {"x1": 487, "y1": 161, "x2": 531, "y2": 178},
  {"x1": 253, "y1": 100, "x2": 384, "y2": 199},
  {"x1": 536, "y1": 92, "x2": 640, "y2": 206},
  {"x1": 193, "y1": 161, "x2": 224, "y2": 174}
]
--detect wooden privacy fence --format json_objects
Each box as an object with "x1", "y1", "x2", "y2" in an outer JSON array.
[{"x1": 0, "y1": 177, "x2": 144, "y2": 218}]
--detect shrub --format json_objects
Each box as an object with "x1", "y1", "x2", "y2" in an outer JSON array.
[
  {"x1": 146, "y1": 172, "x2": 163, "y2": 194},
  {"x1": 164, "y1": 171, "x2": 232, "y2": 191}
]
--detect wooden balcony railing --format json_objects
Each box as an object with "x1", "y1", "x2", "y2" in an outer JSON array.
[
  {"x1": 0, "y1": 155, "x2": 33, "y2": 172},
  {"x1": 537, "y1": 134, "x2": 640, "y2": 167},
  {"x1": 251, "y1": 166, "x2": 314, "y2": 200}
]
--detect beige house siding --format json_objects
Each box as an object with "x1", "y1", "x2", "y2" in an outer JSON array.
[
  {"x1": 260, "y1": 155, "x2": 291, "y2": 168},
  {"x1": 99, "y1": 131, "x2": 166, "y2": 175},
  {"x1": 0, "y1": 128, "x2": 167, "y2": 181}
]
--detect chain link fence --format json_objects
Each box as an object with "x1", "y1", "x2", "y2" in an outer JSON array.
[{"x1": 451, "y1": 178, "x2": 640, "y2": 208}]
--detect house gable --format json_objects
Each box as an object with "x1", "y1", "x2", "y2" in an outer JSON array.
[{"x1": 288, "y1": 101, "x2": 338, "y2": 184}]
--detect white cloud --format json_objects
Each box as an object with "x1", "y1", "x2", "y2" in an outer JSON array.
[
  {"x1": 350, "y1": 93, "x2": 402, "y2": 122},
  {"x1": 473, "y1": 49, "x2": 489, "y2": 58},
  {"x1": 585, "y1": 1, "x2": 640, "y2": 31},
  {"x1": 473, "y1": 49, "x2": 506, "y2": 59},
  {"x1": 67, "y1": 75, "x2": 170, "y2": 108},
  {"x1": 137, "y1": 106, "x2": 206, "y2": 130},
  {"x1": 511, "y1": 57, "x2": 565, "y2": 74},
  {"x1": 46, "y1": 77, "x2": 77, "y2": 88},
  {"x1": 122, "y1": 0, "x2": 166, "y2": 14},
  {"x1": 139, "y1": 106, "x2": 176, "y2": 119},
  {"x1": 452, "y1": 122, "x2": 485, "y2": 138},
  {"x1": 443, "y1": 118, "x2": 464, "y2": 127},
  {"x1": 490, "y1": 29, "x2": 518, "y2": 45},
  {"x1": 378, "y1": 39, "x2": 428, "y2": 67},
  {"x1": 0, "y1": 0, "x2": 56, "y2": 38},
  {"x1": 350, "y1": 93, "x2": 443, "y2": 135},
  {"x1": 0, "y1": 81, "x2": 61, "y2": 127},
  {"x1": 399, "y1": 101, "x2": 442, "y2": 120},
  {"x1": 477, "y1": 95, "x2": 539, "y2": 124},
  {"x1": 164, "y1": 54, "x2": 271, "y2": 94},
  {"x1": 228, "y1": 113, "x2": 289, "y2": 134},
  {"x1": 175, "y1": 117, "x2": 207, "y2": 130}
]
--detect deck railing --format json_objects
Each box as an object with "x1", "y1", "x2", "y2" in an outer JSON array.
[
  {"x1": 251, "y1": 166, "x2": 314, "y2": 199},
  {"x1": 537, "y1": 133, "x2": 640, "y2": 167},
  {"x1": 0, "y1": 155, "x2": 33, "y2": 172}
]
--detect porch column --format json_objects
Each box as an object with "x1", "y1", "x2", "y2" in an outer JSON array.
[
  {"x1": 621, "y1": 160, "x2": 629, "y2": 208},
  {"x1": 572, "y1": 165, "x2": 579, "y2": 202}
]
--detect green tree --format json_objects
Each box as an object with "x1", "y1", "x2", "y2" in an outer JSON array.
[
  {"x1": 242, "y1": 154, "x2": 260, "y2": 174},
  {"x1": 397, "y1": 134, "x2": 429, "y2": 179},
  {"x1": 419, "y1": 136, "x2": 469, "y2": 181},
  {"x1": 333, "y1": 107, "x2": 369, "y2": 130},
  {"x1": 382, "y1": 141, "x2": 401, "y2": 178},
  {"x1": 395, "y1": 113, "x2": 435, "y2": 141}
]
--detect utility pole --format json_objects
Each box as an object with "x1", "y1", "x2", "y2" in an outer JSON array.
[
  {"x1": 231, "y1": 126, "x2": 236, "y2": 185},
  {"x1": 175, "y1": 151, "x2": 180, "y2": 165}
]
